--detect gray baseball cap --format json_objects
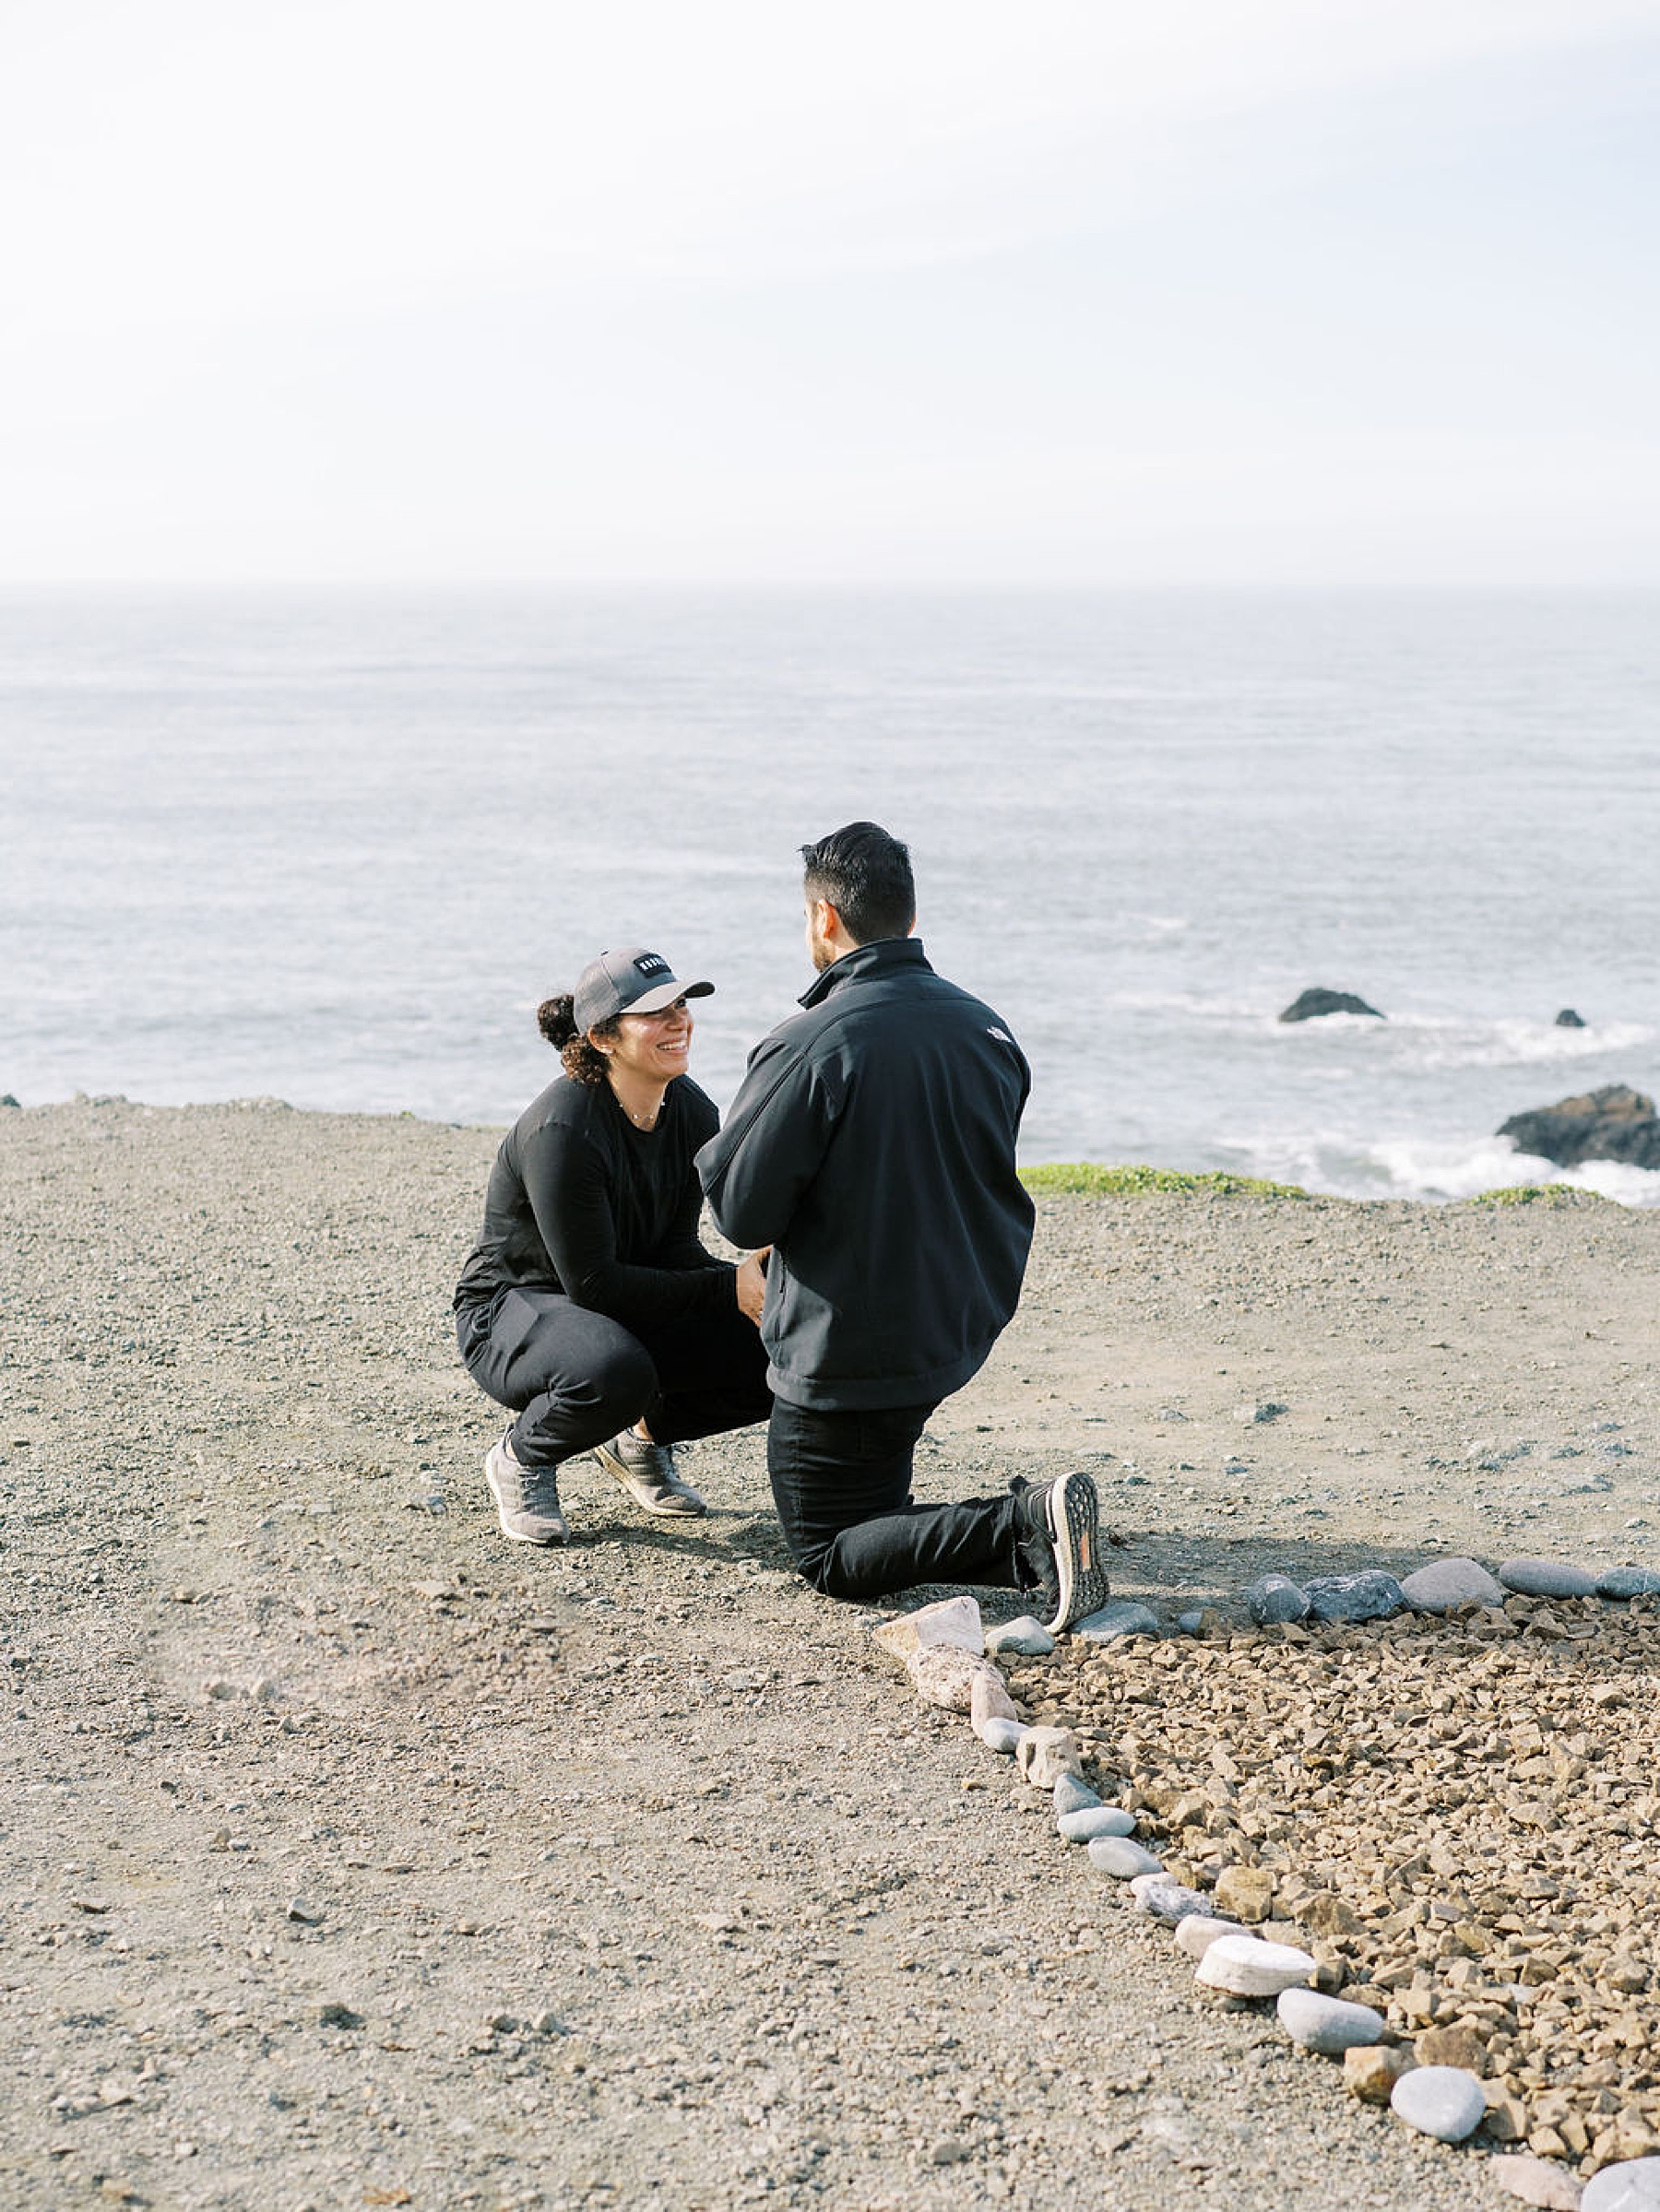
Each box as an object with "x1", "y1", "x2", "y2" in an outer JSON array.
[{"x1": 573, "y1": 948, "x2": 713, "y2": 1036}]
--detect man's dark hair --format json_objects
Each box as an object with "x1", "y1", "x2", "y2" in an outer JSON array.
[{"x1": 800, "y1": 821, "x2": 916, "y2": 946}]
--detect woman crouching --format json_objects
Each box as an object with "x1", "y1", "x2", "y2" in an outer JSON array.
[{"x1": 455, "y1": 948, "x2": 771, "y2": 1544}]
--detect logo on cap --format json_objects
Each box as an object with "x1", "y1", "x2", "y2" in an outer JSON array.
[{"x1": 634, "y1": 952, "x2": 670, "y2": 977}]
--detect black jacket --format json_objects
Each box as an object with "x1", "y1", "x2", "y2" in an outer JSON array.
[
  {"x1": 455, "y1": 1074, "x2": 734, "y2": 1331},
  {"x1": 696, "y1": 938, "x2": 1034, "y2": 1410}
]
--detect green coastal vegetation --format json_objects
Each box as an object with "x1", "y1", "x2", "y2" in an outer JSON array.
[
  {"x1": 1019, "y1": 1162, "x2": 1310, "y2": 1201},
  {"x1": 1460, "y1": 1182, "x2": 1603, "y2": 1208},
  {"x1": 1021, "y1": 1165, "x2": 1607, "y2": 1208}
]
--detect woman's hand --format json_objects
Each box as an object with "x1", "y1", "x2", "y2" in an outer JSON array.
[{"x1": 735, "y1": 1247, "x2": 771, "y2": 1325}]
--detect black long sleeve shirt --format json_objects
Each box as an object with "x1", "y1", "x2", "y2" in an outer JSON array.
[{"x1": 455, "y1": 1074, "x2": 735, "y2": 1331}]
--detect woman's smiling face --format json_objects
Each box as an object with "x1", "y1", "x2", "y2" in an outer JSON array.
[{"x1": 600, "y1": 996, "x2": 694, "y2": 1084}]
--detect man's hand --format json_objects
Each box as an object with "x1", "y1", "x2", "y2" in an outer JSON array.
[{"x1": 735, "y1": 1248, "x2": 771, "y2": 1325}]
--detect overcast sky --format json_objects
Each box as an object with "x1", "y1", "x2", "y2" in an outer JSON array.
[{"x1": 2, "y1": 0, "x2": 1656, "y2": 586}]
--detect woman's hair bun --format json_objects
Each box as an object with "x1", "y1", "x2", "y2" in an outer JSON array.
[{"x1": 538, "y1": 992, "x2": 578, "y2": 1048}]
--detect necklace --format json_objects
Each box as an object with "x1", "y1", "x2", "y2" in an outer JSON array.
[{"x1": 611, "y1": 1080, "x2": 663, "y2": 1130}]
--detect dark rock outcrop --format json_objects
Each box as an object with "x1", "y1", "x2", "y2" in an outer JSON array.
[
  {"x1": 1554, "y1": 1008, "x2": 1586, "y2": 1028},
  {"x1": 1498, "y1": 1084, "x2": 1660, "y2": 1171},
  {"x1": 1278, "y1": 988, "x2": 1385, "y2": 1023}
]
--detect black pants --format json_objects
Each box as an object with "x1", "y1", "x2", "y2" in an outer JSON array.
[
  {"x1": 457, "y1": 1287, "x2": 772, "y2": 1470},
  {"x1": 767, "y1": 1396, "x2": 1027, "y2": 1602}
]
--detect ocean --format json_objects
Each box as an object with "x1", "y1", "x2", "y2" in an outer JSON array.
[{"x1": 3, "y1": 587, "x2": 1656, "y2": 1205}]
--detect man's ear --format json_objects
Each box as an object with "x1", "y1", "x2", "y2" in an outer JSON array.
[{"x1": 812, "y1": 896, "x2": 841, "y2": 938}]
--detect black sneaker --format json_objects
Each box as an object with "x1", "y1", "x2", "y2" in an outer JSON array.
[{"x1": 1016, "y1": 1471, "x2": 1108, "y2": 1633}]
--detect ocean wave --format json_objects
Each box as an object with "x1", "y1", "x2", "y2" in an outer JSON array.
[
  {"x1": 1356, "y1": 1136, "x2": 1660, "y2": 1208},
  {"x1": 1360, "y1": 1016, "x2": 1656, "y2": 1073},
  {"x1": 1107, "y1": 998, "x2": 1655, "y2": 1070},
  {"x1": 1207, "y1": 1127, "x2": 1660, "y2": 1209}
]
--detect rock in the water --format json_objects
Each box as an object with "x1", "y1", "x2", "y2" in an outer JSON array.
[
  {"x1": 1245, "y1": 1573, "x2": 1310, "y2": 1626},
  {"x1": 1276, "y1": 1988, "x2": 1386, "y2": 2054},
  {"x1": 907, "y1": 1645, "x2": 999, "y2": 1713},
  {"x1": 1015, "y1": 1726, "x2": 1083, "y2": 1789},
  {"x1": 1499, "y1": 1557, "x2": 1597, "y2": 1599},
  {"x1": 984, "y1": 1615, "x2": 1054, "y2": 1658},
  {"x1": 1130, "y1": 1876, "x2": 1210, "y2": 1923},
  {"x1": 872, "y1": 1594, "x2": 985, "y2": 1663},
  {"x1": 974, "y1": 1714, "x2": 1027, "y2": 1755},
  {"x1": 1175, "y1": 1914, "x2": 1242, "y2": 1960},
  {"x1": 1345, "y1": 2045, "x2": 1414, "y2": 2105},
  {"x1": 1212, "y1": 1864, "x2": 1275, "y2": 1923},
  {"x1": 1073, "y1": 1600, "x2": 1159, "y2": 1641},
  {"x1": 1194, "y1": 1935, "x2": 1316, "y2": 1997},
  {"x1": 1302, "y1": 1569, "x2": 1405, "y2": 1623},
  {"x1": 1176, "y1": 1610, "x2": 1205, "y2": 1636},
  {"x1": 1583, "y1": 2159, "x2": 1660, "y2": 2212},
  {"x1": 1279, "y1": 988, "x2": 1385, "y2": 1023},
  {"x1": 1053, "y1": 1772, "x2": 1101, "y2": 1817},
  {"x1": 1554, "y1": 1008, "x2": 1587, "y2": 1028},
  {"x1": 1498, "y1": 1083, "x2": 1660, "y2": 1171},
  {"x1": 1058, "y1": 1804, "x2": 1136, "y2": 1842},
  {"x1": 970, "y1": 1666, "x2": 1019, "y2": 1728},
  {"x1": 1389, "y1": 2064, "x2": 1487, "y2": 2143},
  {"x1": 1087, "y1": 1835, "x2": 1163, "y2": 1880},
  {"x1": 1598, "y1": 1565, "x2": 1660, "y2": 1600},
  {"x1": 1488, "y1": 2152, "x2": 1586, "y2": 2209},
  {"x1": 1399, "y1": 1556, "x2": 1507, "y2": 1614}
]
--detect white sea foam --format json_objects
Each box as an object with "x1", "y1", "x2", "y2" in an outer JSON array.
[
  {"x1": 1353, "y1": 1137, "x2": 1660, "y2": 1208},
  {"x1": 1363, "y1": 1016, "x2": 1655, "y2": 1073}
]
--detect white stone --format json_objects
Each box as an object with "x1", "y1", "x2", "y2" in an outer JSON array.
[
  {"x1": 1276, "y1": 1987, "x2": 1386, "y2": 2053},
  {"x1": 1073, "y1": 1600, "x2": 1160, "y2": 1641},
  {"x1": 984, "y1": 1615, "x2": 1054, "y2": 1658},
  {"x1": 1131, "y1": 1876, "x2": 1210, "y2": 1923},
  {"x1": 1194, "y1": 1934, "x2": 1316, "y2": 1998},
  {"x1": 873, "y1": 1594, "x2": 985, "y2": 1662},
  {"x1": 1399, "y1": 1557, "x2": 1507, "y2": 1614},
  {"x1": 974, "y1": 1714, "x2": 1027, "y2": 1754},
  {"x1": 1389, "y1": 2064, "x2": 1488, "y2": 2143},
  {"x1": 907, "y1": 1645, "x2": 997, "y2": 1713},
  {"x1": 1087, "y1": 1835, "x2": 1163, "y2": 1879},
  {"x1": 1488, "y1": 2153, "x2": 1589, "y2": 2210},
  {"x1": 969, "y1": 1666, "x2": 1019, "y2": 1728},
  {"x1": 1052, "y1": 1771, "x2": 1100, "y2": 1816},
  {"x1": 1583, "y1": 2159, "x2": 1660, "y2": 2212},
  {"x1": 1015, "y1": 1726, "x2": 1083, "y2": 1789},
  {"x1": 1174, "y1": 1914, "x2": 1242, "y2": 1960},
  {"x1": 1057, "y1": 1805, "x2": 1136, "y2": 1843},
  {"x1": 1499, "y1": 1556, "x2": 1598, "y2": 1599}
]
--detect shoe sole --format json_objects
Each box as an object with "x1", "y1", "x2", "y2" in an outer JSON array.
[
  {"x1": 1043, "y1": 1471, "x2": 1108, "y2": 1633},
  {"x1": 592, "y1": 1439, "x2": 706, "y2": 1518},
  {"x1": 483, "y1": 1448, "x2": 567, "y2": 1545}
]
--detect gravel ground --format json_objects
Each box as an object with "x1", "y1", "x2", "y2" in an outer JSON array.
[{"x1": 1, "y1": 1097, "x2": 1655, "y2": 2212}]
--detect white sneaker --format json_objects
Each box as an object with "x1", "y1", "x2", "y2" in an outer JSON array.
[{"x1": 483, "y1": 1433, "x2": 569, "y2": 1544}]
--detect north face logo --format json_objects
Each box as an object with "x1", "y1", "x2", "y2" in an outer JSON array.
[{"x1": 634, "y1": 952, "x2": 670, "y2": 977}]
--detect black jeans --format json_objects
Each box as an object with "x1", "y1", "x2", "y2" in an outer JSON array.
[
  {"x1": 457, "y1": 1287, "x2": 771, "y2": 1470},
  {"x1": 767, "y1": 1396, "x2": 1026, "y2": 1602}
]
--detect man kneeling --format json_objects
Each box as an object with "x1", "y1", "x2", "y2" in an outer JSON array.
[{"x1": 696, "y1": 821, "x2": 1109, "y2": 1631}]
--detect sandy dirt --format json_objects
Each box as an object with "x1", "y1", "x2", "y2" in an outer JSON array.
[{"x1": 1, "y1": 1098, "x2": 1655, "y2": 2212}]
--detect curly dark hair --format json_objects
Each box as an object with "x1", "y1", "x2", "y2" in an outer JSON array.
[{"x1": 537, "y1": 993, "x2": 619, "y2": 1086}]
